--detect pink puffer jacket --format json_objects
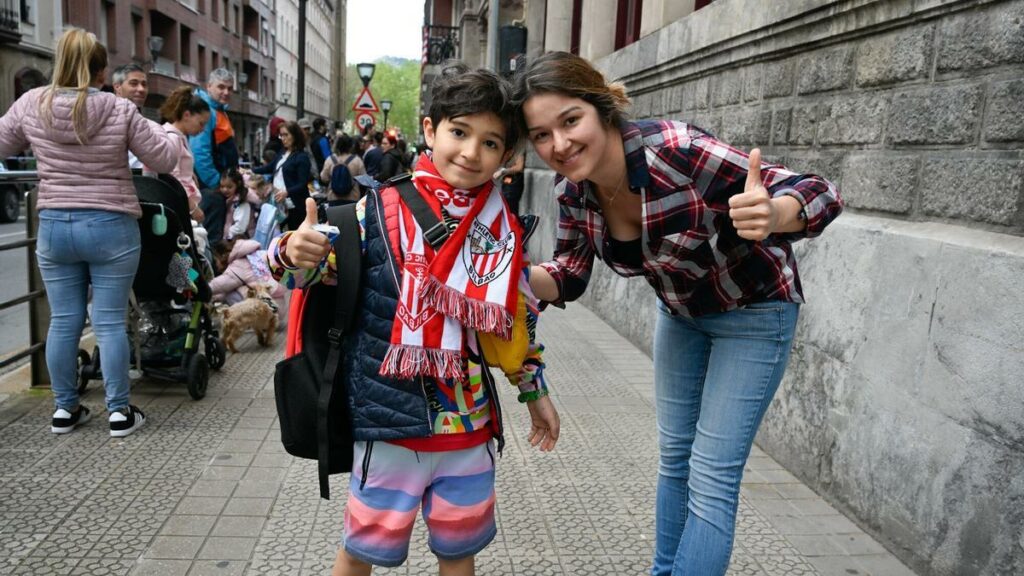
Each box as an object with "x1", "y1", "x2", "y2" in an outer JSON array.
[{"x1": 0, "y1": 87, "x2": 178, "y2": 218}]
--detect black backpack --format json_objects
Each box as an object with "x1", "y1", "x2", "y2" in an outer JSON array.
[
  {"x1": 329, "y1": 157, "x2": 354, "y2": 197},
  {"x1": 273, "y1": 203, "x2": 361, "y2": 500},
  {"x1": 272, "y1": 177, "x2": 445, "y2": 500}
]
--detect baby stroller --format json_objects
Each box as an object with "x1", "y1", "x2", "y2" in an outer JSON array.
[{"x1": 77, "y1": 174, "x2": 226, "y2": 400}]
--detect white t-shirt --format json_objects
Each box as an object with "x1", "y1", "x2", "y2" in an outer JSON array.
[{"x1": 273, "y1": 151, "x2": 290, "y2": 192}]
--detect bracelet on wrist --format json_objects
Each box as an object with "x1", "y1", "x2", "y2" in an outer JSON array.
[{"x1": 518, "y1": 388, "x2": 549, "y2": 403}]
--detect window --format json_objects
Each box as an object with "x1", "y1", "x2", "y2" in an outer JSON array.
[
  {"x1": 20, "y1": 0, "x2": 34, "y2": 24},
  {"x1": 131, "y1": 14, "x2": 142, "y2": 58},
  {"x1": 98, "y1": 1, "x2": 111, "y2": 46},
  {"x1": 614, "y1": 0, "x2": 642, "y2": 50},
  {"x1": 180, "y1": 27, "x2": 192, "y2": 66},
  {"x1": 199, "y1": 44, "x2": 207, "y2": 81}
]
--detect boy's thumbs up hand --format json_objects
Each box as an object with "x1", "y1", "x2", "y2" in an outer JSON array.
[
  {"x1": 284, "y1": 198, "x2": 331, "y2": 270},
  {"x1": 728, "y1": 148, "x2": 778, "y2": 241}
]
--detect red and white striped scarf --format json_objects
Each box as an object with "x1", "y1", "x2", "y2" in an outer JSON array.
[{"x1": 381, "y1": 154, "x2": 523, "y2": 381}]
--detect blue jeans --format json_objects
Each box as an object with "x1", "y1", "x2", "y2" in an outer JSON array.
[
  {"x1": 651, "y1": 300, "x2": 799, "y2": 576},
  {"x1": 37, "y1": 209, "x2": 141, "y2": 413},
  {"x1": 199, "y1": 187, "x2": 226, "y2": 244}
]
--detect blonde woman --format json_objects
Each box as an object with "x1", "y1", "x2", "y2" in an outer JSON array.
[{"x1": 0, "y1": 28, "x2": 177, "y2": 437}]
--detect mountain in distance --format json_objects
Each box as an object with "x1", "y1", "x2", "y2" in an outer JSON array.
[{"x1": 375, "y1": 56, "x2": 417, "y2": 66}]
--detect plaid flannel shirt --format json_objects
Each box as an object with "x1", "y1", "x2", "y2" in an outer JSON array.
[{"x1": 539, "y1": 120, "x2": 843, "y2": 317}]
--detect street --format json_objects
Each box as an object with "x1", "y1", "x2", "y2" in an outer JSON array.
[{"x1": 0, "y1": 215, "x2": 31, "y2": 372}]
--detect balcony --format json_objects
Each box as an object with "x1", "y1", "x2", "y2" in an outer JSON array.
[
  {"x1": 242, "y1": 36, "x2": 268, "y2": 68},
  {"x1": 152, "y1": 56, "x2": 177, "y2": 77},
  {"x1": 0, "y1": 0, "x2": 21, "y2": 44},
  {"x1": 178, "y1": 64, "x2": 197, "y2": 85},
  {"x1": 423, "y1": 25, "x2": 459, "y2": 65}
]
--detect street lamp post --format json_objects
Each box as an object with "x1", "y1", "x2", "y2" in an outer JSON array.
[
  {"x1": 380, "y1": 99, "x2": 392, "y2": 131},
  {"x1": 356, "y1": 63, "x2": 376, "y2": 87},
  {"x1": 147, "y1": 36, "x2": 164, "y2": 72}
]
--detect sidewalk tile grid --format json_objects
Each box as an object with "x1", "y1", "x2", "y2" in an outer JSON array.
[{"x1": 0, "y1": 305, "x2": 916, "y2": 575}]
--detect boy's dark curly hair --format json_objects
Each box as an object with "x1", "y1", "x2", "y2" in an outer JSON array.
[{"x1": 428, "y1": 62, "x2": 519, "y2": 152}]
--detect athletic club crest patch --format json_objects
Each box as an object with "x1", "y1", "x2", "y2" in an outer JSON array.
[
  {"x1": 396, "y1": 253, "x2": 438, "y2": 330},
  {"x1": 464, "y1": 220, "x2": 516, "y2": 287}
]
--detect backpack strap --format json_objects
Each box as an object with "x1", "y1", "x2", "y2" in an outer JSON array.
[
  {"x1": 386, "y1": 173, "x2": 449, "y2": 249},
  {"x1": 315, "y1": 202, "x2": 360, "y2": 500}
]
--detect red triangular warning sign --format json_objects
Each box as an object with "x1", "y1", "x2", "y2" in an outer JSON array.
[{"x1": 351, "y1": 87, "x2": 379, "y2": 113}]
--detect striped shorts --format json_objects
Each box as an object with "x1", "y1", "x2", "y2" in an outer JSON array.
[{"x1": 343, "y1": 440, "x2": 497, "y2": 567}]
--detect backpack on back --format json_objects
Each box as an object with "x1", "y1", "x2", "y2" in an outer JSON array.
[
  {"x1": 274, "y1": 203, "x2": 360, "y2": 499},
  {"x1": 329, "y1": 160, "x2": 354, "y2": 197}
]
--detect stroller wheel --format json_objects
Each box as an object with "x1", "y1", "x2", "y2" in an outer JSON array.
[
  {"x1": 206, "y1": 337, "x2": 226, "y2": 371},
  {"x1": 187, "y1": 353, "x2": 209, "y2": 400},
  {"x1": 76, "y1": 349, "x2": 91, "y2": 394}
]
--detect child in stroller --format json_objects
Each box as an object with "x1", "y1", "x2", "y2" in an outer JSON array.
[{"x1": 78, "y1": 174, "x2": 226, "y2": 400}]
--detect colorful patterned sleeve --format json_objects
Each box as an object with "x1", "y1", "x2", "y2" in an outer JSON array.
[{"x1": 266, "y1": 197, "x2": 368, "y2": 289}]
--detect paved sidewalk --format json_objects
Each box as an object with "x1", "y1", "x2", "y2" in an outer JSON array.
[{"x1": 0, "y1": 305, "x2": 916, "y2": 576}]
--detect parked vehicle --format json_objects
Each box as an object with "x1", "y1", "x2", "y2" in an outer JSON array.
[{"x1": 0, "y1": 159, "x2": 22, "y2": 223}]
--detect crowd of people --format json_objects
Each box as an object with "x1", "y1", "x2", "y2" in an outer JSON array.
[{"x1": 0, "y1": 26, "x2": 843, "y2": 576}]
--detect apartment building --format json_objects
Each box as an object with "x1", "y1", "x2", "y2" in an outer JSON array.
[
  {"x1": 274, "y1": 0, "x2": 337, "y2": 122},
  {"x1": 0, "y1": 0, "x2": 62, "y2": 114},
  {"x1": 52, "y1": 0, "x2": 279, "y2": 161}
]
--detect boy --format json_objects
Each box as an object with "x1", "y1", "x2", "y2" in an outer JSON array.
[{"x1": 269, "y1": 63, "x2": 560, "y2": 576}]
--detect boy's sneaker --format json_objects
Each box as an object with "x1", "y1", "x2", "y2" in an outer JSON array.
[
  {"x1": 109, "y1": 405, "x2": 146, "y2": 438},
  {"x1": 51, "y1": 406, "x2": 91, "y2": 434}
]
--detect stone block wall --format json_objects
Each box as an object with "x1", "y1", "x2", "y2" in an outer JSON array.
[{"x1": 520, "y1": 0, "x2": 1024, "y2": 574}]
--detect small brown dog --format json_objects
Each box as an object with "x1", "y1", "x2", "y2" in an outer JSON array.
[{"x1": 220, "y1": 284, "x2": 278, "y2": 353}]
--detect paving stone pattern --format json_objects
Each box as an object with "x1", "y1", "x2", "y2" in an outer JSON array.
[{"x1": 0, "y1": 305, "x2": 916, "y2": 575}]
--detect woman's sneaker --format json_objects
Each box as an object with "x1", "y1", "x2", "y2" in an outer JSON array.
[
  {"x1": 109, "y1": 405, "x2": 146, "y2": 437},
  {"x1": 51, "y1": 406, "x2": 91, "y2": 434}
]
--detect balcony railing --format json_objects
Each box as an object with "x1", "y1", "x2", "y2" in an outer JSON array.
[
  {"x1": 423, "y1": 25, "x2": 459, "y2": 65},
  {"x1": 153, "y1": 56, "x2": 176, "y2": 77},
  {"x1": 1, "y1": 0, "x2": 21, "y2": 43},
  {"x1": 178, "y1": 64, "x2": 197, "y2": 84}
]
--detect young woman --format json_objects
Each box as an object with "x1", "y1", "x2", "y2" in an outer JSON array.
[
  {"x1": 0, "y1": 28, "x2": 178, "y2": 437},
  {"x1": 250, "y1": 120, "x2": 311, "y2": 231},
  {"x1": 159, "y1": 85, "x2": 211, "y2": 221},
  {"x1": 514, "y1": 51, "x2": 843, "y2": 575}
]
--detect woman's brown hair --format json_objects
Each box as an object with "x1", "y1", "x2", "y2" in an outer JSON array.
[
  {"x1": 39, "y1": 28, "x2": 109, "y2": 145},
  {"x1": 280, "y1": 121, "x2": 306, "y2": 151},
  {"x1": 159, "y1": 85, "x2": 210, "y2": 122},
  {"x1": 512, "y1": 51, "x2": 631, "y2": 131}
]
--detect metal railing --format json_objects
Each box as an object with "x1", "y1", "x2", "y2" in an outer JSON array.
[
  {"x1": 1, "y1": 0, "x2": 20, "y2": 36},
  {"x1": 0, "y1": 170, "x2": 49, "y2": 386},
  {"x1": 423, "y1": 25, "x2": 459, "y2": 65}
]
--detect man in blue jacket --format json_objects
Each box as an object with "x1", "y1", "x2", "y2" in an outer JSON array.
[{"x1": 189, "y1": 68, "x2": 239, "y2": 243}]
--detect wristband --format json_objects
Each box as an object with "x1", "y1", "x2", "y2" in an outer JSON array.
[{"x1": 518, "y1": 388, "x2": 549, "y2": 403}]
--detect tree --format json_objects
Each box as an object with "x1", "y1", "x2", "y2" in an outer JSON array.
[{"x1": 345, "y1": 58, "x2": 420, "y2": 139}]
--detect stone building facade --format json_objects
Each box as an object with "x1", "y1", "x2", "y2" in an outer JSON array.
[
  {"x1": 274, "y1": 0, "x2": 337, "y2": 123},
  {"x1": 518, "y1": 1, "x2": 1024, "y2": 574}
]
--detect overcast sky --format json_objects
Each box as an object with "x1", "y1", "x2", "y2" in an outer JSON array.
[{"x1": 346, "y1": 0, "x2": 424, "y2": 63}]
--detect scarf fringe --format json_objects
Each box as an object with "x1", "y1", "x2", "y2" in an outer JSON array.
[
  {"x1": 381, "y1": 343, "x2": 466, "y2": 381},
  {"x1": 421, "y1": 275, "x2": 513, "y2": 340}
]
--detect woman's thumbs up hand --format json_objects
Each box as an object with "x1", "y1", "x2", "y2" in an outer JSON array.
[
  {"x1": 728, "y1": 148, "x2": 779, "y2": 241},
  {"x1": 283, "y1": 198, "x2": 331, "y2": 269}
]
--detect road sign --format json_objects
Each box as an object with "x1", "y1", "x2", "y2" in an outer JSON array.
[
  {"x1": 351, "y1": 87, "x2": 379, "y2": 113},
  {"x1": 355, "y1": 112, "x2": 376, "y2": 131}
]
